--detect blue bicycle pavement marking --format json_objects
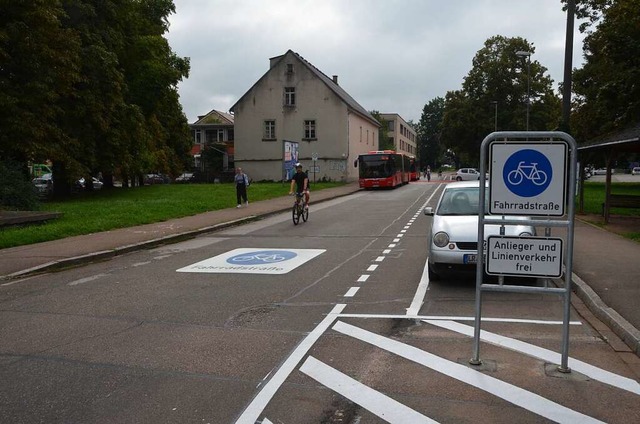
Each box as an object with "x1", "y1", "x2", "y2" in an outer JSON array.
[
  {"x1": 503, "y1": 149, "x2": 552, "y2": 197},
  {"x1": 227, "y1": 250, "x2": 298, "y2": 265}
]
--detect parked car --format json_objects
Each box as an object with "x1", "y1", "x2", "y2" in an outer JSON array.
[
  {"x1": 76, "y1": 177, "x2": 103, "y2": 190},
  {"x1": 632, "y1": 167, "x2": 640, "y2": 175},
  {"x1": 32, "y1": 173, "x2": 53, "y2": 197},
  {"x1": 144, "y1": 173, "x2": 169, "y2": 185},
  {"x1": 423, "y1": 181, "x2": 535, "y2": 279},
  {"x1": 455, "y1": 168, "x2": 481, "y2": 181},
  {"x1": 174, "y1": 172, "x2": 196, "y2": 183},
  {"x1": 592, "y1": 168, "x2": 615, "y2": 176}
]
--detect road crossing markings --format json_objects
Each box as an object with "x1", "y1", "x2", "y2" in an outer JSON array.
[
  {"x1": 337, "y1": 313, "x2": 581, "y2": 324},
  {"x1": 383, "y1": 249, "x2": 391, "y2": 254},
  {"x1": 300, "y1": 356, "x2": 439, "y2": 424},
  {"x1": 357, "y1": 274, "x2": 370, "y2": 282},
  {"x1": 393, "y1": 238, "x2": 400, "y2": 242},
  {"x1": 367, "y1": 265, "x2": 378, "y2": 272},
  {"x1": 388, "y1": 243, "x2": 396, "y2": 248},
  {"x1": 375, "y1": 256, "x2": 385, "y2": 262},
  {"x1": 426, "y1": 320, "x2": 640, "y2": 396},
  {"x1": 344, "y1": 287, "x2": 360, "y2": 297},
  {"x1": 397, "y1": 234, "x2": 404, "y2": 238},
  {"x1": 406, "y1": 256, "x2": 431, "y2": 316},
  {"x1": 332, "y1": 321, "x2": 605, "y2": 424},
  {"x1": 235, "y1": 304, "x2": 347, "y2": 424}
]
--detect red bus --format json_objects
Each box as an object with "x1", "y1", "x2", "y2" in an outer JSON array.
[
  {"x1": 408, "y1": 156, "x2": 420, "y2": 181},
  {"x1": 356, "y1": 150, "x2": 411, "y2": 189}
]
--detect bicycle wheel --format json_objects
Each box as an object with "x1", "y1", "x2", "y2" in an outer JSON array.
[
  {"x1": 507, "y1": 170, "x2": 523, "y2": 185},
  {"x1": 292, "y1": 204, "x2": 300, "y2": 225},
  {"x1": 532, "y1": 170, "x2": 548, "y2": 186},
  {"x1": 302, "y1": 206, "x2": 309, "y2": 222}
]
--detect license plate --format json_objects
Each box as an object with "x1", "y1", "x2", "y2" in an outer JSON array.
[{"x1": 463, "y1": 254, "x2": 477, "y2": 264}]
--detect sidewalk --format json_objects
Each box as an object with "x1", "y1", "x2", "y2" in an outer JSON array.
[{"x1": 1, "y1": 181, "x2": 639, "y2": 354}]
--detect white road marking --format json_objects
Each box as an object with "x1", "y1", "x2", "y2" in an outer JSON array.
[
  {"x1": 1, "y1": 275, "x2": 39, "y2": 286},
  {"x1": 397, "y1": 234, "x2": 404, "y2": 238},
  {"x1": 68, "y1": 273, "x2": 109, "y2": 286},
  {"x1": 357, "y1": 274, "x2": 370, "y2": 282},
  {"x1": 404, "y1": 226, "x2": 410, "y2": 229},
  {"x1": 426, "y1": 320, "x2": 640, "y2": 396},
  {"x1": 300, "y1": 357, "x2": 438, "y2": 424},
  {"x1": 383, "y1": 249, "x2": 391, "y2": 254},
  {"x1": 406, "y1": 256, "x2": 430, "y2": 316},
  {"x1": 388, "y1": 244, "x2": 396, "y2": 248},
  {"x1": 262, "y1": 419, "x2": 273, "y2": 424},
  {"x1": 235, "y1": 304, "x2": 346, "y2": 424},
  {"x1": 393, "y1": 238, "x2": 400, "y2": 242},
  {"x1": 336, "y1": 313, "x2": 581, "y2": 325},
  {"x1": 344, "y1": 287, "x2": 360, "y2": 297},
  {"x1": 333, "y1": 321, "x2": 604, "y2": 424},
  {"x1": 153, "y1": 254, "x2": 173, "y2": 260},
  {"x1": 132, "y1": 261, "x2": 151, "y2": 267},
  {"x1": 367, "y1": 265, "x2": 378, "y2": 272},
  {"x1": 400, "y1": 230, "x2": 407, "y2": 233},
  {"x1": 375, "y1": 256, "x2": 385, "y2": 262}
]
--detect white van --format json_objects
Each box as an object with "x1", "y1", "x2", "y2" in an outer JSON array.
[{"x1": 632, "y1": 167, "x2": 640, "y2": 175}]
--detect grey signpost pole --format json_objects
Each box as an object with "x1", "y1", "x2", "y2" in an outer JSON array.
[{"x1": 471, "y1": 131, "x2": 577, "y2": 373}]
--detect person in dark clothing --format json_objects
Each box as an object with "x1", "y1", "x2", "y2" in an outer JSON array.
[
  {"x1": 234, "y1": 167, "x2": 249, "y2": 208},
  {"x1": 288, "y1": 163, "x2": 310, "y2": 209}
]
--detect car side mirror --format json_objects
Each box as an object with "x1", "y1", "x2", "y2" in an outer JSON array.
[{"x1": 423, "y1": 207, "x2": 434, "y2": 216}]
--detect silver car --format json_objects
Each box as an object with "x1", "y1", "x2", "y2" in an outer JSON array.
[{"x1": 424, "y1": 181, "x2": 535, "y2": 279}]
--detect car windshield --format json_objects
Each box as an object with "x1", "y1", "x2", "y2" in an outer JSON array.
[{"x1": 437, "y1": 187, "x2": 488, "y2": 215}]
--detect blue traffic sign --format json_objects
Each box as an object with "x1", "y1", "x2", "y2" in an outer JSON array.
[{"x1": 503, "y1": 149, "x2": 552, "y2": 197}]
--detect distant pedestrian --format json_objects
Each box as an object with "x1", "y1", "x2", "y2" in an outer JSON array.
[
  {"x1": 426, "y1": 166, "x2": 431, "y2": 182},
  {"x1": 235, "y1": 167, "x2": 249, "y2": 208}
]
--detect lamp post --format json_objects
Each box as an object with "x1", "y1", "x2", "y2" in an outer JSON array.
[
  {"x1": 490, "y1": 101, "x2": 498, "y2": 131},
  {"x1": 516, "y1": 50, "x2": 531, "y2": 131}
]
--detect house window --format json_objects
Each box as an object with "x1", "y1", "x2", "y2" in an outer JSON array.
[
  {"x1": 388, "y1": 121, "x2": 394, "y2": 132},
  {"x1": 303, "y1": 120, "x2": 316, "y2": 140},
  {"x1": 286, "y1": 63, "x2": 294, "y2": 74},
  {"x1": 217, "y1": 129, "x2": 225, "y2": 142},
  {"x1": 284, "y1": 87, "x2": 296, "y2": 106},
  {"x1": 264, "y1": 120, "x2": 276, "y2": 140}
]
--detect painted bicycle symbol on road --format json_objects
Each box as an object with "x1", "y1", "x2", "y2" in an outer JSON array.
[
  {"x1": 226, "y1": 250, "x2": 298, "y2": 265},
  {"x1": 507, "y1": 161, "x2": 548, "y2": 186}
]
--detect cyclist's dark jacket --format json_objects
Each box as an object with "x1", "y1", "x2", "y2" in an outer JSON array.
[{"x1": 291, "y1": 171, "x2": 308, "y2": 193}]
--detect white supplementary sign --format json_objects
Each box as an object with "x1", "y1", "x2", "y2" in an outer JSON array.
[
  {"x1": 177, "y1": 248, "x2": 325, "y2": 275},
  {"x1": 486, "y1": 236, "x2": 563, "y2": 277},
  {"x1": 490, "y1": 142, "x2": 567, "y2": 216}
]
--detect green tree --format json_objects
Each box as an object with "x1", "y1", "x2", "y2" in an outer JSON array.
[
  {"x1": 417, "y1": 97, "x2": 444, "y2": 168},
  {"x1": 441, "y1": 35, "x2": 561, "y2": 164},
  {"x1": 571, "y1": 0, "x2": 640, "y2": 142},
  {"x1": 370, "y1": 111, "x2": 394, "y2": 150}
]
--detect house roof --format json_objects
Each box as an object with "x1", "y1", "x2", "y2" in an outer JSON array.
[
  {"x1": 191, "y1": 109, "x2": 234, "y2": 126},
  {"x1": 578, "y1": 121, "x2": 640, "y2": 154},
  {"x1": 230, "y1": 50, "x2": 380, "y2": 127}
]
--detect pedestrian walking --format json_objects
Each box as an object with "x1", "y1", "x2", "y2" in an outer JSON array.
[
  {"x1": 234, "y1": 167, "x2": 250, "y2": 208},
  {"x1": 426, "y1": 165, "x2": 431, "y2": 182}
]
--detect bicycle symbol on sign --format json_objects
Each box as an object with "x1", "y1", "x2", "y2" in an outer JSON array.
[
  {"x1": 229, "y1": 253, "x2": 288, "y2": 263},
  {"x1": 507, "y1": 161, "x2": 548, "y2": 186}
]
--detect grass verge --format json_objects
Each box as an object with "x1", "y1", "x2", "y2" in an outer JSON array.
[{"x1": 0, "y1": 182, "x2": 344, "y2": 249}]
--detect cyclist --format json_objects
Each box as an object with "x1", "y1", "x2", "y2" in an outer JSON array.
[{"x1": 288, "y1": 163, "x2": 310, "y2": 209}]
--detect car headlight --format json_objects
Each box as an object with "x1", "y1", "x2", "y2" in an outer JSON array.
[{"x1": 433, "y1": 232, "x2": 450, "y2": 247}]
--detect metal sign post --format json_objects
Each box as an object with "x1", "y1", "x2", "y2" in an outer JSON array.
[
  {"x1": 312, "y1": 152, "x2": 318, "y2": 184},
  {"x1": 471, "y1": 131, "x2": 577, "y2": 373}
]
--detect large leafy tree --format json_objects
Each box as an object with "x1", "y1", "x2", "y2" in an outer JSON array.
[
  {"x1": 417, "y1": 97, "x2": 444, "y2": 168},
  {"x1": 570, "y1": 0, "x2": 640, "y2": 141},
  {"x1": 441, "y1": 35, "x2": 561, "y2": 164}
]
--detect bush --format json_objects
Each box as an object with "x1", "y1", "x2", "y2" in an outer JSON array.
[{"x1": 0, "y1": 161, "x2": 41, "y2": 211}]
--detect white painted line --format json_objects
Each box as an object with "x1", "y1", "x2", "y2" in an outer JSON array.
[
  {"x1": 393, "y1": 238, "x2": 401, "y2": 243},
  {"x1": 68, "y1": 273, "x2": 109, "y2": 286},
  {"x1": 397, "y1": 234, "x2": 404, "y2": 238},
  {"x1": 333, "y1": 321, "x2": 604, "y2": 424},
  {"x1": 406, "y1": 256, "x2": 430, "y2": 316},
  {"x1": 235, "y1": 304, "x2": 347, "y2": 424},
  {"x1": 404, "y1": 226, "x2": 410, "y2": 229},
  {"x1": 367, "y1": 265, "x2": 378, "y2": 272},
  {"x1": 357, "y1": 275, "x2": 370, "y2": 282},
  {"x1": 262, "y1": 419, "x2": 274, "y2": 424},
  {"x1": 300, "y1": 357, "x2": 438, "y2": 424},
  {"x1": 335, "y1": 313, "x2": 581, "y2": 325},
  {"x1": 344, "y1": 287, "x2": 360, "y2": 297},
  {"x1": 375, "y1": 256, "x2": 385, "y2": 262},
  {"x1": 388, "y1": 244, "x2": 397, "y2": 248},
  {"x1": 426, "y1": 320, "x2": 640, "y2": 396},
  {"x1": 1, "y1": 275, "x2": 39, "y2": 286},
  {"x1": 400, "y1": 230, "x2": 407, "y2": 233},
  {"x1": 383, "y1": 249, "x2": 391, "y2": 254}
]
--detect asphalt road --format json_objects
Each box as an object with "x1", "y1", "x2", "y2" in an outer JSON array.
[{"x1": 1, "y1": 183, "x2": 639, "y2": 423}]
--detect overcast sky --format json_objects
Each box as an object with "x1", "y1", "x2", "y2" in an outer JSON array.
[{"x1": 166, "y1": 0, "x2": 587, "y2": 124}]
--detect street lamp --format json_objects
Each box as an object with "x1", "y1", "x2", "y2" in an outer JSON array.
[
  {"x1": 490, "y1": 101, "x2": 498, "y2": 131},
  {"x1": 516, "y1": 50, "x2": 531, "y2": 131}
]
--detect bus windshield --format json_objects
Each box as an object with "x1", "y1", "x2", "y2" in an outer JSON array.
[{"x1": 358, "y1": 155, "x2": 395, "y2": 178}]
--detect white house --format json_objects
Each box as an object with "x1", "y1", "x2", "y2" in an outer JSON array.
[{"x1": 230, "y1": 50, "x2": 380, "y2": 182}]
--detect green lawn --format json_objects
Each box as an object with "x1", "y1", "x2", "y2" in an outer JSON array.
[
  {"x1": 0, "y1": 182, "x2": 344, "y2": 249},
  {"x1": 578, "y1": 182, "x2": 640, "y2": 242}
]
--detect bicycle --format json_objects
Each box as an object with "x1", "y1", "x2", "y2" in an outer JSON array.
[
  {"x1": 507, "y1": 161, "x2": 548, "y2": 186},
  {"x1": 291, "y1": 192, "x2": 309, "y2": 225}
]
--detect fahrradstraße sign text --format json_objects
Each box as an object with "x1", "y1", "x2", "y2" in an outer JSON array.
[{"x1": 489, "y1": 142, "x2": 567, "y2": 216}]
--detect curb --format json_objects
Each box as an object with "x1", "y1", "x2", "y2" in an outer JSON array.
[{"x1": 572, "y1": 272, "x2": 640, "y2": 355}]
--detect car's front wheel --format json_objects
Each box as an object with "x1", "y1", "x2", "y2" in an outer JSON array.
[{"x1": 456, "y1": 176, "x2": 462, "y2": 181}]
